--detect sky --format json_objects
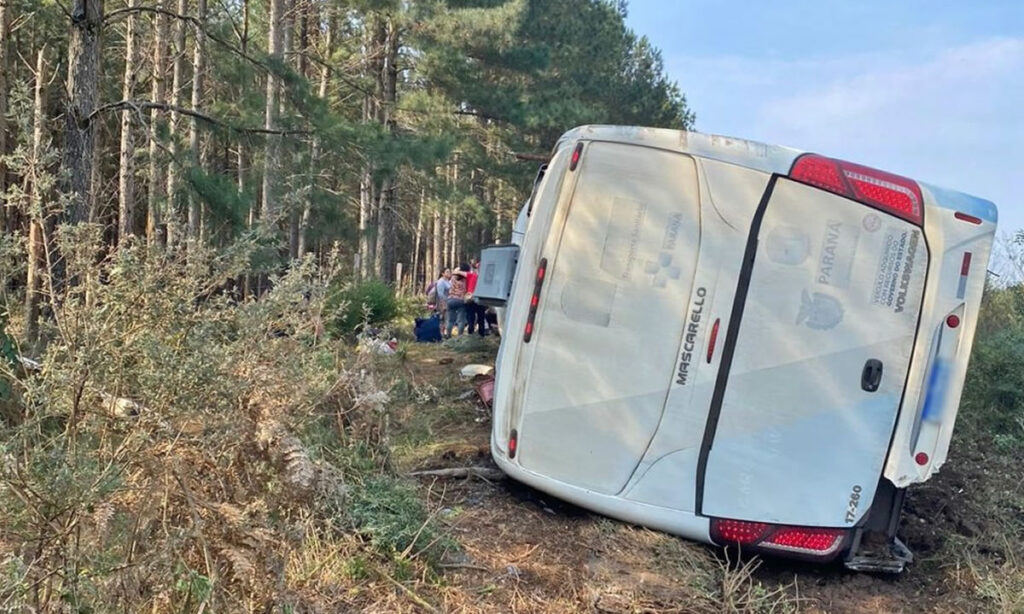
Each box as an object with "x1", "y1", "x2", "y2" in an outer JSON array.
[{"x1": 624, "y1": 1, "x2": 1023, "y2": 248}]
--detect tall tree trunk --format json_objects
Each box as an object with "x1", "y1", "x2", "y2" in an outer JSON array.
[
  {"x1": 117, "y1": 0, "x2": 140, "y2": 244},
  {"x1": 0, "y1": 1, "x2": 9, "y2": 233},
  {"x1": 373, "y1": 14, "x2": 399, "y2": 281},
  {"x1": 166, "y1": 0, "x2": 187, "y2": 246},
  {"x1": 450, "y1": 217, "x2": 457, "y2": 266},
  {"x1": 238, "y1": 0, "x2": 251, "y2": 297},
  {"x1": 495, "y1": 191, "x2": 504, "y2": 244},
  {"x1": 301, "y1": 4, "x2": 332, "y2": 258},
  {"x1": 261, "y1": 0, "x2": 284, "y2": 227},
  {"x1": 89, "y1": 123, "x2": 103, "y2": 223},
  {"x1": 432, "y1": 204, "x2": 441, "y2": 280},
  {"x1": 374, "y1": 177, "x2": 395, "y2": 281},
  {"x1": 187, "y1": 0, "x2": 207, "y2": 242},
  {"x1": 448, "y1": 156, "x2": 458, "y2": 265},
  {"x1": 64, "y1": 0, "x2": 104, "y2": 225},
  {"x1": 146, "y1": 0, "x2": 169, "y2": 244},
  {"x1": 358, "y1": 14, "x2": 386, "y2": 278},
  {"x1": 283, "y1": 0, "x2": 298, "y2": 258},
  {"x1": 412, "y1": 188, "x2": 424, "y2": 291},
  {"x1": 25, "y1": 49, "x2": 47, "y2": 343},
  {"x1": 443, "y1": 208, "x2": 450, "y2": 267},
  {"x1": 359, "y1": 171, "x2": 376, "y2": 278}
]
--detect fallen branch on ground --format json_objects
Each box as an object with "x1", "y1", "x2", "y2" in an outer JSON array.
[
  {"x1": 373, "y1": 564, "x2": 440, "y2": 614},
  {"x1": 408, "y1": 467, "x2": 505, "y2": 481}
]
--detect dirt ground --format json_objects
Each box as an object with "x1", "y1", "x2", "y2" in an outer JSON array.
[{"x1": 383, "y1": 340, "x2": 1022, "y2": 614}]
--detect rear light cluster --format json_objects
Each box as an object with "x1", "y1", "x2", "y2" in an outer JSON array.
[
  {"x1": 569, "y1": 142, "x2": 584, "y2": 171},
  {"x1": 523, "y1": 258, "x2": 548, "y2": 343},
  {"x1": 954, "y1": 211, "x2": 982, "y2": 225},
  {"x1": 710, "y1": 517, "x2": 847, "y2": 558},
  {"x1": 789, "y1": 154, "x2": 924, "y2": 225}
]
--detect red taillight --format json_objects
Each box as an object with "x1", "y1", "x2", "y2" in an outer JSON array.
[
  {"x1": 761, "y1": 527, "x2": 845, "y2": 555},
  {"x1": 523, "y1": 259, "x2": 548, "y2": 343},
  {"x1": 706, "y1": 318, "x2": 720, "y2": 363},
  {"x1": 569, "y1": 142, "x2": 584, "y2": 171},
  {"x1": 710, "y1": 519, "x2": 770, "y2": 545},
  {"x1": 915, "y1": 451, "x2": 929, "y2": 466},
  {"x1": 508, "y1": 429, "x2": 518, "y2": 458},
  {"x1": 946, "y1": 314, "x2": 960, "y2": 328},
  {"x1": 790, "y1": 154, "x2": 924, "y2": 225},
  {"x1": 954, "y1": 211, "x2": 982, "y2": 225},
  {"x1": 788, "y1": 154, "x2": 847, "y2": 193},
  {"x1": 710, "y1": 518, "x2": 848, "y2": 559}
]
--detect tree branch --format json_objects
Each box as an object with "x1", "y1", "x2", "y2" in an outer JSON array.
[
  {"x1": 50, "y1": 0, "x2": 74, "y2": 20},
  {"x1": 89, "y1": 101, "x2": 311, "y2": 136},
  {"x1": 514, "y1": 152, "x2": 551, "y2": 163},
  {"x1": 103, "y1": 6, "x2": 265, "y2": 69},
  {"x1": 453, "y1": 109, "x2": 506, "y2": 123}
]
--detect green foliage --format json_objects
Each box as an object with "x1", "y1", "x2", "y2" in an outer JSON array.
[
  {"x1": 327, "y1": 279, "x2": 399, "y2": 335},
  {"x1": 174, "y1": 568, "x2": 214, "y2": 609},
  {"x1": 349, "y1": 476, "x2": 450, "y2": 564},
  {"x1": 187, "y1": 165, "x2": 251, "y2": 234},
  {"x1": 960, "y1": 281, "x2": 1024, "y2": 451},
  {"x1": 0, "y1": 313, "x2": 18, "y2": 400}
]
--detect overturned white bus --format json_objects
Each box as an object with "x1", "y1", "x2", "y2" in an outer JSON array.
[{"x1": 476, "y1": 126, "x2": 997, "y2": 571}]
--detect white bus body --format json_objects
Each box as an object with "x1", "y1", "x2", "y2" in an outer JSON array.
[{"x1": 484, "y1": 126, "x2": 997, "y2": 570}]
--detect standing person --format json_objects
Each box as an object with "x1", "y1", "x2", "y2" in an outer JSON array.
[
  {"x1": 428, "y1": 268, "x2": 452, "y2": 325},
  {"x1": 433, "y1": 267, "x2": 452, "y2": 329},
  {"x1": 466, "y1": 258, "x2": 488, "y2": 336},
  {"x1": 446, "y1": 265, "x2": 469, "y2": 337},
  {"x1": 425, "y1": 278, "x2": 438, "y2": 311}
]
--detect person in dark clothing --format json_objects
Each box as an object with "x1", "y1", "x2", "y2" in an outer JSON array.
[{"x1": 465, "y1": 259, "x2": 488, "y2": 336}]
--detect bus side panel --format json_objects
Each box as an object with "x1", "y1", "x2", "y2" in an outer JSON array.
[{"x1": 515, "y1": 142, "x2": 701, "y2": 495}]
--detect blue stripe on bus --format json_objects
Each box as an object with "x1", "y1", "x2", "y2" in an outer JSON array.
[{"x1": 921, "y1": 360, "x2": 949, "y2": 422}]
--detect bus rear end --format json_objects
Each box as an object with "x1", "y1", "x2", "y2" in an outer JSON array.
[
  {"x1": 698, "y1": 154, "x2": 996, "y2": 569},
  {"x1": 487, "y1": 127, "x2": 996, "y2": 571}
]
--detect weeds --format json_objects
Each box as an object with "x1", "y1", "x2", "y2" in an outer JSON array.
[
  {"x1": 0, "y1": 236, "x2": 448, "y2": 612},
  {"x1": 349, "y1": 475, "x2": 452, "y2": 565}
]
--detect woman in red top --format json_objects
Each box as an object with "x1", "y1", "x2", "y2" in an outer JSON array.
[{"x1": 446, "y1": 265, "x2": 469, "y2": 337}]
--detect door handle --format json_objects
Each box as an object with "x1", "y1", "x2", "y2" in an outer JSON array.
[{"x1": 862, "y1": 359, "x2": 883, "y2": 392}]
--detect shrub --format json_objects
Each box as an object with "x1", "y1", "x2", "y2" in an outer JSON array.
[
  {"x1": 327, "y1": 279, "x2": 398, "y2": 335},
  {"x1": 959, "y1": 282, "x2": 1024, "y2": 450},
  {"x1": 349, "y1": 476, "x2": 451, "y2": 565},
  {"x1": 0, "y1": 234, "x2": 404, "y2": 612}
]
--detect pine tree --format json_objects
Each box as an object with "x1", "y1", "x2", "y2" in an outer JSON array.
[
  {"x1": 25, "y1": 49, "x2": 48, "y2": 342},
  {"x1": 188, "y1": 0, "x2": 207, "y2": 241},
  {"x1": 118, "y1": 0, "x2": 140, "y2": 243},
  {"x1": 147, "y1": 0, "x2": 170, "y2": 245},
  {"x1": 166, "y1": 0, "x2": 188, "y2": 245},
  {"x1": 261, "y1": 0, "x2": 285, "y2": 227},
  {"x1": 64, "y1": 0, "x2": 105, "y2": 224},
  {"x1": 0, "y1": 1, "x2": 9, "y2": 233}
]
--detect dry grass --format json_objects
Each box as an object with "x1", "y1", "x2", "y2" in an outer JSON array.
[{"x1": 0, "y1": 239, "x2": 434, "y2": 613}]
